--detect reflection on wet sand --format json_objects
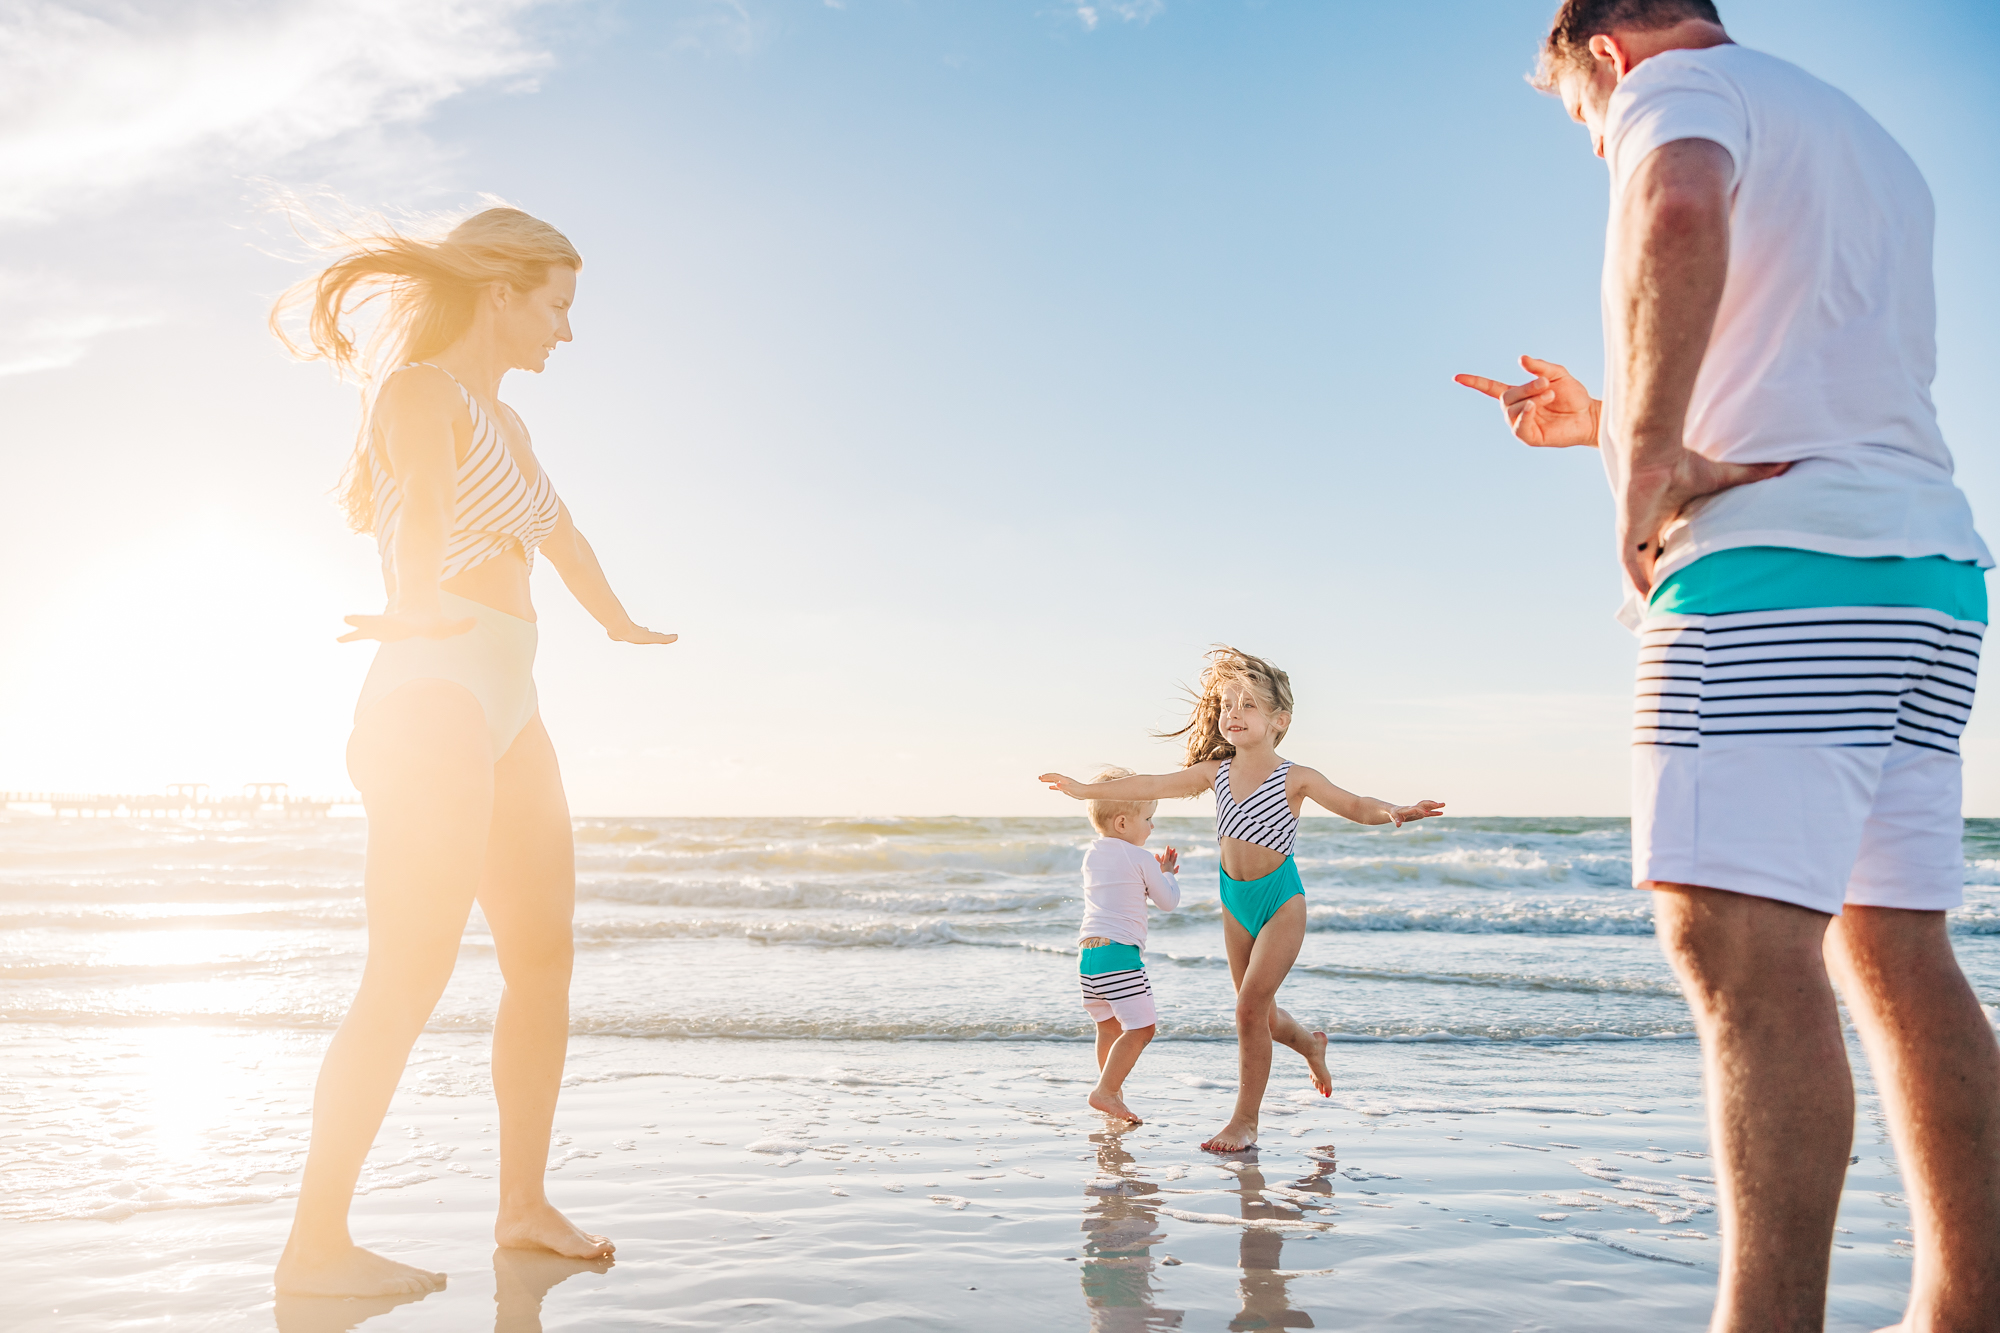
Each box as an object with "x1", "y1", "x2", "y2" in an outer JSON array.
[
  {"x1": 269, "y1": 1249, "x2": 608, "y2": 1333},
  {"x1": 1080, "y1": 1127, "x2": 1185, "y2": 1330},
  {"x1": 1081, "y1": 1139, "x2": 1341, "y2": 1333},
  {"x1": 273, "y1": 1289, "x2": 434, "y2": 1333},
  {"x1": 1222, "y1": 1151, "x2": 1340, "y2": 1331},
  {"x1": 494, "y1": 1248, "x2": 612, "y2": 1333}
]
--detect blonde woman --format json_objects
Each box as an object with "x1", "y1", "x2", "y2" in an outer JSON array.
[
  {"x1": 1040, "y1": 647, "x2": 1443, "y2": 1152},
  {"x1": 269, "y1": 207, "x2": 674, "y2": 1297}
]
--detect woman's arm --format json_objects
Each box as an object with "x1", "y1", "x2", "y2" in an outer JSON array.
[
  {"x1": 338, "y1": 369, "x2": 474, "y2": 643},
  {"x1": 1295, "y1": 766, "x2": 1443, "y2": 828},
  {"x1": 1038, "y1": 765, "x2": 1215, "y2": 803},
  {"x1": 539, "y1": 500, "x2": 678, "y2": 645}
]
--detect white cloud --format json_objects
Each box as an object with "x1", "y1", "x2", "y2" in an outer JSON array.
[
  {"x1": 0, "y1": 0, "x2": 560, "y2": 223},
  {"x1": 666, "y1": 0, "x2": 776, "y2": 56},
  {"x1": 1067, "y1": 0, "x2": 1162, "y2": 30},
  {"x1": 0, "y1": 271, "x2": 157, "y2": 376}
]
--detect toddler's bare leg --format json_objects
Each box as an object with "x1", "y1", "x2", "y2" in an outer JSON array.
[
  {"x1": 1095, "y1": 1017, "x2": 1121, "y2": 1072},
  {"x1": 1089, "y1": 1024, "x2": 1155, "y2": 1122}
]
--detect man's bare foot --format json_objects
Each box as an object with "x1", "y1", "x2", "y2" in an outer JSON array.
[
  {"x1": 495, "y1": 1199, "x2": 615, "y2": 1259},
  {"x1": 274, "y1": 1241, "x2": 446, "y2": 1297},
  {"x1": 1088, "y1": 1088, "x2": 1141, "y2": 1123},
  {"x1": 1305, "y1": 1031, "x2": 1333, "y2": 1097},
  {"x1": 1200, "y1": 1118, "x2": 1258, "y2": 1153}
]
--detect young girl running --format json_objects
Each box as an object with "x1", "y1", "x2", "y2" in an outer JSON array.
[{"x1": 1039, "y1": 647, "x2": 1443, "y2": 1152}]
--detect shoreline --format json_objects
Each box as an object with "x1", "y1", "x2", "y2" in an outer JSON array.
[{"x1": 3, "y1": 1027, "x2": 1917, "y2": 1331}]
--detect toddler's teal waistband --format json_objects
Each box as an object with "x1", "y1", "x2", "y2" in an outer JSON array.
[{"x1": 1079, "y1": 942, "x2": 1143, "y2": 975}]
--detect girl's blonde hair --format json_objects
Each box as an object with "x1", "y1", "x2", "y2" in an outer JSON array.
[
  {"x1": 268, "y1": 203, "x2": 582, "y2": 533},
  {"x1": 1158, "y1": 645, "x2": 1295, "y2": 767}
]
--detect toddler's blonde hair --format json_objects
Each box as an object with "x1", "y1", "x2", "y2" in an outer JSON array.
[
  {"x1": 1158, "y1": 645, "x2": 1295, "y2": 767},
  {"x1": 1087, "y1": 766, "x2": 1154, "y2": 835}
]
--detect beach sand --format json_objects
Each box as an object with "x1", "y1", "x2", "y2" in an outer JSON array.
[{"x1": 6, "y1": 1026, "x2": 1921, "y2": 1331}]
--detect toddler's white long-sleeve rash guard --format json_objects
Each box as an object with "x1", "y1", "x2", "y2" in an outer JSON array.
[{"x1": 1076, "y1": 838, "x2": 1181, "y2": 946}]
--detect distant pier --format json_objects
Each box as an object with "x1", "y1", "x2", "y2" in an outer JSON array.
[{"x1": 0, "y1": 782, "x2": 358, "y2": 819}]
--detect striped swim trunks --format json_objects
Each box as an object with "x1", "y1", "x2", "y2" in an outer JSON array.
[
  {"x1": 1631, "y1": 548, "x2": 1986, "y2": 915},
  {"x1": 1079, "y1": 940, "x2": 1156, "y2": 1030}
]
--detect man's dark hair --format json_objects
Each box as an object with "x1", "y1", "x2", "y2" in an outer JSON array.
[{"x1": 1531, "y1": 0, "x2": 1723, "y2": 91}]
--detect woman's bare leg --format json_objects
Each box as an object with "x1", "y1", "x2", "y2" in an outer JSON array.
[
  {"x1": 276, "y1": 682, "x2": 493, "y2": 1297},
  {"x1": 479, "y1": 716, "x2": 613, "y2": 1259},
  {"x1": 1204, "y1": 897, "x2": 1308, "y2": 1152}
]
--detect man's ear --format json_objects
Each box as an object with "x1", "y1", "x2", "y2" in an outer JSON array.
[{"x1": 1588, "y1": 32, "x2": 1632, "y2": 77}]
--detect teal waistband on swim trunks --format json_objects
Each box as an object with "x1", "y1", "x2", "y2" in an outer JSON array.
[
  {"x1": 1079, "y1": 942, "x2": 1143, "y2": 975},
  {"x1": 1650, "y1": 547, "x2": 1988, "y2": 621},
  {"x1": 1219, "y1": 857, "x2": 1304, "y2": 939}
]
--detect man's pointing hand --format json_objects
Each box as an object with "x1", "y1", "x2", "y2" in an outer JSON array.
[{"x1": 1454, "y1": 355, "x2": 1601, "y2": 449}]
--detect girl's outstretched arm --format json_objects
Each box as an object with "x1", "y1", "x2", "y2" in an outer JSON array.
[
  {"x1": 1038, "y1": 765, "x2": 1216, "y2": 802},
  {"x1": 1295, "y1": 767, "x2": 1443, "y2": 828}
]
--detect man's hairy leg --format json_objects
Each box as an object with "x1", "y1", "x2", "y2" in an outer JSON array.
[
  {"x1": 1826, "y1": 907, "x2": 2000, "y2": 1333},
  {"x1": 1652, "y1": 885, "x2": 1851, "y2": 1333}
]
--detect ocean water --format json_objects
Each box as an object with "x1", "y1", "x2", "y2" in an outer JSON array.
[
  {"x1": 4, "y1": 812, "x2": 1997, "y2": 1329},
  {"x1": 8, "y1": 813, "x2": 1997, "y2": 1049}
]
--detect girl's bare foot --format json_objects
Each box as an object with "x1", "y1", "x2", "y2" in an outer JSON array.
[
  {"x1": 1088, "y1": 1088, "x2": 1141, "y2": 1123},
  {"x1": 1306, "y1": 1031, "x2": 1333, "y2": 1097},
  {"x1": 1200, "y1": 1118, "x2": 1258, "y2": 1153},
  {"x1": 495, "y1": 1200, "x2": 615, "y2": 1259},
  {"x1": 274, "y1": 1242, "x2": 446, "y2": 1297}
]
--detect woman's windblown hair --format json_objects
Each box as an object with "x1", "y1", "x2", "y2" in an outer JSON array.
[
  {"x1": 1158, "y1": 646, "x2": 1295, "y2": 767},
  {"x1": 269, "y1": 202, "x2": 582, "y2": 532}
]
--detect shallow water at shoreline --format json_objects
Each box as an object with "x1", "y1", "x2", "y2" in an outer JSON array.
[
  {"x1": 0, "y1": 1029, "x2": 1926, "y2": 1331},
  {"x1": 3, "y1": 813, "x2": 1993, "y2": 1328}
]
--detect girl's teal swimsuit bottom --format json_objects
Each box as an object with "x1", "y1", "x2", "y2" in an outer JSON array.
[{"x1": 1220, "y1": 856, "x2": 1305, "y2": 938}]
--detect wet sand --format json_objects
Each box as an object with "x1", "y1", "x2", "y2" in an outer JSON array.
[{"x1": 3, "y1": 1027, "x2": 1922, "y2": 1331}]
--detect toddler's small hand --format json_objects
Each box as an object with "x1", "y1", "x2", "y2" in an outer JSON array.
[{"x1": 1157, "y1": 847, "x2": 1179, "y2": 874}]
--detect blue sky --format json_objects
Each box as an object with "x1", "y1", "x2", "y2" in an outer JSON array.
[{"x1": 1, "y1": 0, "x2": 1994, "y2": 815}]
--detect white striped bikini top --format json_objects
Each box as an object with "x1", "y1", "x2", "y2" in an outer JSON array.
[
  {"x1": 1215, "y1": 759, "x2": 1297, "y2": 857},
  {"x1": 369, "y1": 363, "x2": 560, "y2": 586}
]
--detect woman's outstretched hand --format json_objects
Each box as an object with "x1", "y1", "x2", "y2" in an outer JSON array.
[
  {"x1": 337, "y1": 610, "x2": 475, "y2": 643},
  {"x1": 1454, "y1": 356, "x2": 1600, "y2": 449},
  {"x1": 1389, "y1": 800, "x2": 1446, "y2": 828},
  {"x1": 607, "y1": 621, "x2": 678, "y2": 645},
  {"x1": 1039, "y1": 773, "x2": 1084, "y2": 797}
]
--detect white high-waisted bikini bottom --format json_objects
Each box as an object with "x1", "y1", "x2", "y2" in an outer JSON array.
[{"x1": 354, "y1": 591, "x2": 539, "y2": 761}]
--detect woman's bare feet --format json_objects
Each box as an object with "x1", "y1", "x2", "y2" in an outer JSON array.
[
  {"x1": 274, "y1": 1242, "x2": 446, "y2": 1297},
  {"x1": 1088, "y1": 1088, "x2": 1141, "y2": 1123},
  {"x1": 1305, "y1": 1030, "x2": 1333, "y2": 1097},
  {"x1": 1200, "y1": 1118, "x2": 1258, "y2": 1153},
  {"x1": 495, "y1": 1199, "x2": 615, "y2": 1259}
]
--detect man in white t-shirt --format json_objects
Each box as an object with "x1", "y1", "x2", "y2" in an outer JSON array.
[{"x1": 1456, "y1": 2, "x2": 1997, "y2": 1328}]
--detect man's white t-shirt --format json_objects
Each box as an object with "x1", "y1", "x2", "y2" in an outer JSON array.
[{"x1": 1597, "y1": 44, "x2": 1990, "y2": 626}]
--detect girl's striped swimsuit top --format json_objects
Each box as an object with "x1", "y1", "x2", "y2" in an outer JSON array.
[
  {"x1": 370, "y1": 363, "x2": 561, "y2": 584},
  {"x1": 1214, "y1": 758, "x2": 1297, "y2": 856}
]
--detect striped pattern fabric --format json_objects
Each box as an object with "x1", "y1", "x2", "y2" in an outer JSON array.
[
  {"x1": 1635, "y1": 606, "x2": 1983, "y2": 753},
  {"x1": 1215, "y1": 759, "x2": 1297, "y2": 856},
  {"x1": 1079, "y1": 964, "x2": 1151, "y2": 1007},
  {"x1": 371, "y1": 363, "x2": 561, "y2": 584}
]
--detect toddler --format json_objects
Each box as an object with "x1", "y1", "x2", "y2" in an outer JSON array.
[{"x1": 1076, "y1": 766, "x2": 1181, "y2": 1124}]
